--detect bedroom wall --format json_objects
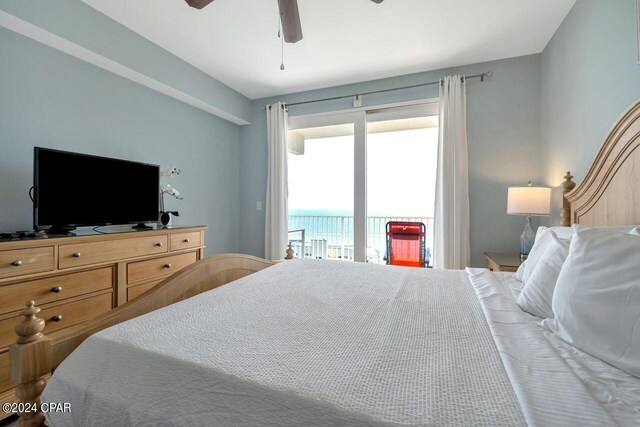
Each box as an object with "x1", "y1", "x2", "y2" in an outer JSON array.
[
  {"x1": 540, "y1": 0, "x2": 640, "y2": 221},
  {"x1": 0, "y1": 0, "x2": 252, "y2": 124},
  {"x1": 239, "y1": 54, "x2": 543, "y2": 267},
  {"x1": 0, "y1": 26, "x2": 241, "y2": 254}
]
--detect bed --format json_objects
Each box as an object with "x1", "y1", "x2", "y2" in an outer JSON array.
[{"x1": 8, "y1": 98, "x2": 640, "y2": 426}]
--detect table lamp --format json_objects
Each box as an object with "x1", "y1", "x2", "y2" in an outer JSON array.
[{"x1": 507, "y1": 183, "x2": 551, "y2": 259}]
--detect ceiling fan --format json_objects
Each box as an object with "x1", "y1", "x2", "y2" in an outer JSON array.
[{"x1": 185, "y1": 0, "x2": 384, "y2": 44}]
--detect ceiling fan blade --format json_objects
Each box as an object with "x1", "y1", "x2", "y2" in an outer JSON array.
[
  {"x1": 185, "y1": 0, "x2": 215, "y2": 9},
  {"x1": 278, "y1": 0, "x2": 303, "y2": 43}
]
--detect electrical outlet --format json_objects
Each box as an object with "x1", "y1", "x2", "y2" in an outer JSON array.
[{"x1": 256, "y1": 201, "x2": 262, "y2": 211}]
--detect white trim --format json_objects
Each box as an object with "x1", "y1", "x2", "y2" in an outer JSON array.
[
  {"x1": 287, "y1": 98, "x2": 438, "y2": 130},
  {"x1": 287, "y1": 99, "x2": 439, "y2": 262},
  {"x1": 353, "y1": 112, "x2": 367, "y2": 263},
  {"x1": 0, "y1": 10, "x2": 249, "y2": 126}
]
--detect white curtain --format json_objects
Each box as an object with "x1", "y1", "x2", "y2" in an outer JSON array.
[
  {"x1": 265, "y1": 102, "x2": 289, "y2": 260},
  {"x1": 433, "y1": 75, "x2": 471, "y2": 269}
]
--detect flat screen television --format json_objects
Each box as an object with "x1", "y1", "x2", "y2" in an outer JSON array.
[{"x1": 34, "y1": 147, "x2": 160, "y2": 233}]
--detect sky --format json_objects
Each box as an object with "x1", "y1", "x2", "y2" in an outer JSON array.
[{"x1": 288, "y1": 127, "x2": 438, "y2": 217}]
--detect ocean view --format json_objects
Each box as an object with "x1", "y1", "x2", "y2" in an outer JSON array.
[{"x1": 288, "y1": 210, "x2": 433, "y2": 264}]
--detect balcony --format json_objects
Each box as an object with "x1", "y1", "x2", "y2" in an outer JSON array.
[{"x1": 288, "y1": 214, "x2": 433, "y2": 265}]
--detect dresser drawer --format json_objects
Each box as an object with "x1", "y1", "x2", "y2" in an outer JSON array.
[
  {"x1": 127, "y1": 279, "x2": 163, "y2": 302},
  {"x1": 0, "y1": 246, "x2": 54, "y2": 279},
  {"x1": 0, "y1": 267, "x2": 113, "y2": 315},
  {"x1": 127, "y1": 252, "x2": 197, "y2": 284},
  {"x1": 171, "y1": 232, "x2": 201, "y2": 251},
  {"x1": 0, "y1": 292, "x2": 113, "y2": 349},
  {"x1": 59, "y1": 235, "x2": 168, "y2": 269}
]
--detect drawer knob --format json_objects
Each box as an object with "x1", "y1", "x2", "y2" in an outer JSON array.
[
  {"x1": 156, "y1": 242, "x2": 164, "y2": 247},
  {"x1": 51, "y1": 286, "x2": 63, "y2": 293},
  {"x1": 183, "y1": 239, "x2": 190, "y2": 243},
  {"x1": 164, "y1": 263, "x2": 172, "y2": 269},
  {"x1": 51, "y1": 314, "x2": 63, "y2": 322},
  {"x1": 12, "y1": 260, "x2": 23, "y2": 267},
  {"x1": 73, "y1": 252, "x2": 82, "y2": 258}
]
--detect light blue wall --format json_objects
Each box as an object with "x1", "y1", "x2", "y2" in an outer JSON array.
[
  {"x1": 541, "y1": 0, "x2": 640, "y2": 220},
  {"x1": 240, "y1": 55, "x2": 543, "y2": 267},
  {"x1": 0, "y1": 26, "x2": 241, "y2": 254},
  {"x1": 10, "y1": 0, "x2": 630, "y2": 263},
  {"x1": 0, "y1": 0, "x2": 252, "y2": 124}
]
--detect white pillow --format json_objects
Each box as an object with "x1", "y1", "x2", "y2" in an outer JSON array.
[
  {"x1": 521, "y1": 227, "x2": 556, "y2": 284},
  {"x1": 516, "y1": 231, "x2": 570, "y2": 318},
  {"x1": 544, "y1": 226, "x2": 573, "y2": 239},
  {"x1": 543, "y1": 226, "x2": 640, "y2": 377},
  {"x1": 515, "y1": 225, "x2": 638, "y2": 283},
  {"x1": 514, "y1": 262, "x2": 525, "y2": 281},
  {"x1": 549, "y1": 225, "x2": 637, "y2": 239}
]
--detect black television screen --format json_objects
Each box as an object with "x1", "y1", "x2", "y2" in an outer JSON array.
[{"x1": 34, "y1": 147, "x2": 160, "y2": 230}]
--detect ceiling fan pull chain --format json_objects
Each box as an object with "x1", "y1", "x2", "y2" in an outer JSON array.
[
  {"x1": 280, "y1": 22, "x2": 285, "y2": 71},
  {"x1": 277, "y1": 4, "x2": 281, "y2": 39},
  {"x1": 276, "y1": 5, "x2": 285, "y2": 71}
]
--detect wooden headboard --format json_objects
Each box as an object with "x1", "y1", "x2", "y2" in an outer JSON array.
[{"x1": 562, "y1": 99, "x2": 640, "y2": 226}]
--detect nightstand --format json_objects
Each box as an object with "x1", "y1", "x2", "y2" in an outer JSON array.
[{"x1": 484, "y1": 252, "x2": 523, "y2": 272}]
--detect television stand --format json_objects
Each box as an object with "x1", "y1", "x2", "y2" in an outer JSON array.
[
  {"x1": 46, "y1": 226, "x2": 77, "y2": 236},
  {"x1": 132, "y1": 223, "x2": 153, "y2": 230}
]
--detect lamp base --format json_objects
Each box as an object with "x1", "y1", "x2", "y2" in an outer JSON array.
[{"x1": 520, "y1": 216, "x2": 536, "y2": 259}]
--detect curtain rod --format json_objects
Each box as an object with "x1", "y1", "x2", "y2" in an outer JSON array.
[{"x1": 264, "y1": 71, "x2": 492, "y2": 110}]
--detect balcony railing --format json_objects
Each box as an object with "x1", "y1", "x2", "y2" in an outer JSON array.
[{"x1": 288, "y1": 214, "x2": 434, "y2": 264}]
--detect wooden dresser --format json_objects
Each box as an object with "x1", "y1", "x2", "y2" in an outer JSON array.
[{"x1": 0, "y1": 225, "x2": 205, "y2": 416}]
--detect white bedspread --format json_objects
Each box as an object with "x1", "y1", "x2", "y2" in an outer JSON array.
[
  {"x1": 42, "y1": 260, "x2": 640, "y2": 426},
  {"x1": 44, "y1": 260, "x2": 523, "y2": 426}
]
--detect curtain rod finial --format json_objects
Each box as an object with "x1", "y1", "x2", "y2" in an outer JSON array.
[{"x1": 481, "y1": 71, "x2": 494, "y2": 82}]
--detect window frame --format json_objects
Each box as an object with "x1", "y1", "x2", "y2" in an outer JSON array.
[{"x1": 288, "y1": 98, "x2": 438, "y2": 262}]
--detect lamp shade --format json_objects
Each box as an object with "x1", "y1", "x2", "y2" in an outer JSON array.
[{"x1": 507, "y1": 186, "x2": 551, "y2": 216}]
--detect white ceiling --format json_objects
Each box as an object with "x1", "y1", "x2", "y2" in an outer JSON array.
[{"x1": 82, "y1": 0, "x2": 575, "y2": 100}]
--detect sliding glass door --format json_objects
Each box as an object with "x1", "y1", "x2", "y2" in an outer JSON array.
[
  {"x1": 366, "y1": 110, "x2": 438, "y2": 265},
  {"x1": 288, "y1": 102, "x2": 438, "y2": 263},
  {"x1": 288, "y1": 123, "x2": 355, "y2": 260}
]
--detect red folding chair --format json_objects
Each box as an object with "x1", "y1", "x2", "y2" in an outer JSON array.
[{"x1": 386, "y1": 221, "x2": 426, "y2": 268}]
